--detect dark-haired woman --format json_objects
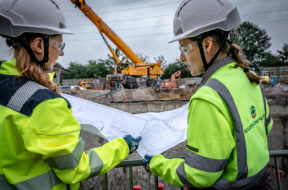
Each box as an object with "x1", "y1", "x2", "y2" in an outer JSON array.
[{"x1": 144, "y1": 0, "x2": 273, "y2": 189}]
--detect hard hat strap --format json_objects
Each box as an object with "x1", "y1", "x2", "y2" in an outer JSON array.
[
  {"x1": 197, "y1": 40, "x2": 208, "y2": 70},
  {"x1": 197, "y1": 40, "x2": 220, "y2": 71},
  {"x1": 17, "y1": 35, "x2": 50, "y2": 67}
]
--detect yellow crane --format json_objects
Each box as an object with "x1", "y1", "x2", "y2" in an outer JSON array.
[{"x1": 71, "y1": 0, "x2": 164, "y2": 88}]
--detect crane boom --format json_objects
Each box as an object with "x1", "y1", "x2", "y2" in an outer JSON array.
[
  {"x1": 71, "y1": 0, "x2": 164, "y2": 88},
  {"x1": 71, "y1": 0, "x2": 144, "y2": 64}
]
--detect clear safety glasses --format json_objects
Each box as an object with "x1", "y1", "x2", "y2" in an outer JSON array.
[
  {"x1": 179, "y1": 41, "x2": 197, "y2": 56},
  {"x1": 50, "y1": 39, "x2": 65, "y2": 53}
]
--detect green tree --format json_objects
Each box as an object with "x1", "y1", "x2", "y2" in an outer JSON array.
[
  {"x1": 258, "y1": 52, "x2": 281, "y2": 67},
  {"x1": 277, "y1": 43, "x2": 288, "y2": 64},
  {"x1": 236, "y1": 21, "x2": 271, "y2": 64},
  {"x1": 86, "y1": 60, "x2": 110, "y2": 78},
  {"x1": 65, "y1": 62, "x2": 89, "y2": 79},
  {"x1": 90, "y1": 59, "x2": 114, "y2": 77},
  {"x1": 163, "y1": 59, "x2": 191, "y2": 79}
]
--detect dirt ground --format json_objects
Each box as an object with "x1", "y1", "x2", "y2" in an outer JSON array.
[{"x1": 69, "y1": 87, "x2": 197, "y2": 104}]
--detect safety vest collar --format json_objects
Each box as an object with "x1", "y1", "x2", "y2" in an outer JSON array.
[
  {"x1": 200, "y1": 57, "x2": 235, "y2": 86},
  {"x1": 0, "y1": 58, "x2": 22, "y2": 76}
]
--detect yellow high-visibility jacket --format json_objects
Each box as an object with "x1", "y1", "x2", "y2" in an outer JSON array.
[
  {"x1": 149, "y1": 57, "x2": 273, "y2": 189},
  {"x1": 0, "y1": 58, "x2": 130, "y2": 190}
]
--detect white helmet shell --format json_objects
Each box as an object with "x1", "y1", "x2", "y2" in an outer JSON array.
[
  {"x1": 169, "y1": 0, "x2": 241, "y2": 43},
  {"x1": 0, "y1": 0, "x2": 72, "y2": 37}
]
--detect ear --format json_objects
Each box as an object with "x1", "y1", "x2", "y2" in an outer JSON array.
[
  {"x1": 30, "y1": 37, "x2": 44, "y2": 54},
  {"x1": 202, "y1": 36, "x2": 213, "y2": 53}
]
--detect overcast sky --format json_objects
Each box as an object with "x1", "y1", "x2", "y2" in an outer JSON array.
[{"x1": 1, "y1": 0, "x2": 287, "y2": 68}]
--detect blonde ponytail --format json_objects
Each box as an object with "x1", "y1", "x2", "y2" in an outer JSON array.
[{"x1": 14, "y1": 47, "x2": 60, "y2": 94}]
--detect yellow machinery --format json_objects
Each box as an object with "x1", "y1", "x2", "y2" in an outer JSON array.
[
  {"x1": 71, "y1": 0, "x2": 164, "y2": 88},
  {"x1": 79, "y1": 80, "x2": 92, "y2": 89}
]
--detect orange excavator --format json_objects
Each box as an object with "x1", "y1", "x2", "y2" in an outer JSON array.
[
  {"x1": 161, "y1": 71, "x2": 181, "y2": 88},
  {"x1": 71, "y1": 0, "x2": 164, "y2": 88}
]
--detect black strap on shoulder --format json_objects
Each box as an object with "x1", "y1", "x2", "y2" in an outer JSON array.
[
  {"x1": 17, "y1": 35, "x2": 49, "y2": 66},
  {"x1": 195, "y1": 30, "x2": 229, "y2": 72},
  {"x1": 1, "y1": 76, "x2": 71, "y2": 117}
]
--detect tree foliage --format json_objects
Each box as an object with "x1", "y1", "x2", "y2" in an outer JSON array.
[
  {"x1": 277, "y1": 43, "x2": 288, "y2": 64},
  {"x1": 236, "y1": 21, "x2": 271, "y2": 64},
  {"x1": 65, "y1": 62, "x2": 89, "y2": 79},
  {"x1": 257, "y1": 52, "x2": 282, "y2": 67},
  {"x1": 63, "y1": 29, "x2": 287, "y2": 79},
  {"x1": 87, "y1": 60, "x2": 114, "y2": 78},
  {"x1": 64, "y1": 47, "x2": 172, "y2": 79},
  {"x1": 162, "y1": 59, "x2": 191, "y2": 79},
  {"x1": 64, "y1": 60, "x2": 114, "y2": 79}
]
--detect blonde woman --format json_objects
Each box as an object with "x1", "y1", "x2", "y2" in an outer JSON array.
[{"x1": 0, "y1": 0, "x2": 140, "y2": 189}]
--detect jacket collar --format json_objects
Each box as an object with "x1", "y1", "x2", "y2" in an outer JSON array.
[
  {"x1": 0, "y1": 58, "x2": 22, "y2": 76},
  {"x1": 200, "y1": 57, "x2": 235, "y2": 86}
]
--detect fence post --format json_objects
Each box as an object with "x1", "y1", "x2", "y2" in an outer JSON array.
[
  {"x1": 129, "y1": 166, "x2": 134, "y2": 190},
  {"x1": 277, "y1": 66, "x2": 280, "y2": 81},
  {"x1": 274, "y1": 157, "x2": 282, "y2": 190},
  {"x1": 104, "y1": 173, "x2": 108, "y2": 190},
  {"x1": 154, "y1": 176, "x2": 159, "y2": 190}
]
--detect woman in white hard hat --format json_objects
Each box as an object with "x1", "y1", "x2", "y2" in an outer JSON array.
[
  {"x1": 144, "y1": 0, "x2": 273, "y2": 189},
  {"x1": 0, "y1": 0, "x2": 141, "y2": 189}
]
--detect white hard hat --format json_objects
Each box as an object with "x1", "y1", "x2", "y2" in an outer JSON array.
[
  {"x1": 169, "y1": 0, "x2": 241, "y2": 43},
  {"x1": 0, "y1": 0, "x2": 72, "y2": 37}
]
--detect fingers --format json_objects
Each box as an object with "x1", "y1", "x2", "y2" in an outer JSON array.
[
  {"x1": 135, "y1": 136, "x2": 142, "y2": 142},
  {"x1": 123, "y1": 135, "x2": 142, "y2": 154}
]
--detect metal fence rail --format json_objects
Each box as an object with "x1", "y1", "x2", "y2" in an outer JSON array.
[
  {"x1": 269, "y1": 150, "x2": 288, "y2": 190},
  {"x1": 102, "y1": 150, "x2": 288, "y2": 190}
]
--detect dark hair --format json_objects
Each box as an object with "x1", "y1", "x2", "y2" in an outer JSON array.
[{"x1": 195, "y1": 30, "x2": 262, "y2": 84}]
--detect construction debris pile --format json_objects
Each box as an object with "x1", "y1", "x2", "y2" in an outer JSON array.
[
  {"x1": 265, "y1": 83, "x2": 288, "y2": 105},
  {"x1": 69, "y1": 88, "x2": 197, "y2": 104}
]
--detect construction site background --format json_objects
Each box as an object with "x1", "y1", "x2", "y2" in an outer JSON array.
[
  {"x1": 262, "y1": 66, "x2": 288, "y2": 83},
  {"x1": 52, "y1": 65, "x2": 288, "y2": 89},
  {"x1": 52, "y1": 57, "x2": 288, "y2": 190},
  {"x1": 60, "y1": 81, "x2": 288, "y2": 190}
]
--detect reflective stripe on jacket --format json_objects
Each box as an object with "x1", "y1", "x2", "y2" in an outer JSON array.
[
  {"x1": 0, "y1": 58, "x2": 130, "y2": 190},
  {"x1": 149, "y1": 57, "x2": 273, "y2": 189}
]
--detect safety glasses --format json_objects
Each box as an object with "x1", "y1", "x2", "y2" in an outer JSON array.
[
  {"x1": 179, "y1": 41, "x2": 197, "y2": 56},
  {"x1": 50, "y1": 39, "x2": 65, "y2": 53}
]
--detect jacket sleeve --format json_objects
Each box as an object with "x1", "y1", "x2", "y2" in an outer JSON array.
[
  {"x1": 149, "y1": 98, "x2": 235, "y2": 188},
  {"x1": 22, "y1": 97, "x2": 129, "y2": 184}
]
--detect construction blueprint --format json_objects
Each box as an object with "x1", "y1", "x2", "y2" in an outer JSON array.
[{"x1": 62, "y1": 94, "x2": 188, "y2": 158}]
